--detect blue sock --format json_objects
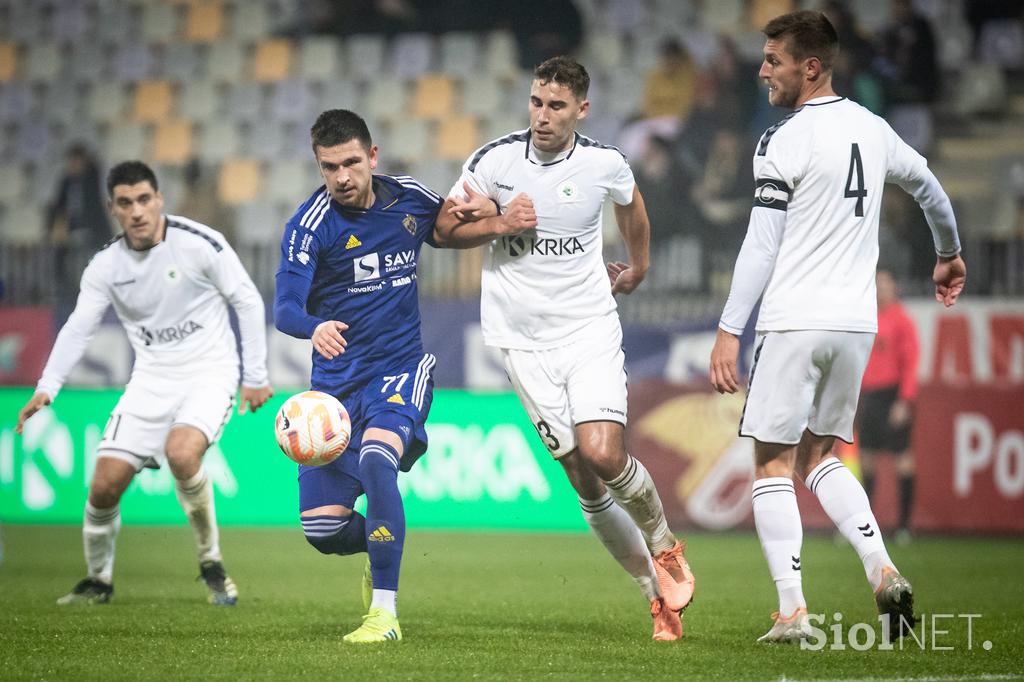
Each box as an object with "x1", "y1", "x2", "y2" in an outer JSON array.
[{"x1": 358, "y1": 440, "x2": 405, "y2": 592}]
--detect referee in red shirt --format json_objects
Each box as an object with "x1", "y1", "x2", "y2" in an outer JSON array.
[{"x1": 858, "y1": 269, "x2": 920, "y2": 544}]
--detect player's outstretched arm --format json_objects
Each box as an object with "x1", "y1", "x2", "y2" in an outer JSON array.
[
  {"x1": 933, "y1": 254, "x2": 966, "y2": 308},
  {"x1": 16, "y1": 391, "x2": 52, "y2": 434},
  {"x1": 239, "y1": 385, "x2": 274, "y2": 414},
  {"x1": 609, "y1": 186, "x2": 650, "y2": 295},
  {"x1": 434, "y1": 190, "x2": 536, "y2": 249}
]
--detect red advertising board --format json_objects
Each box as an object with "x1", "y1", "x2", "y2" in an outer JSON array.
[{"x1": 0, "y1": 307, "x2": 53, "y2": 386}]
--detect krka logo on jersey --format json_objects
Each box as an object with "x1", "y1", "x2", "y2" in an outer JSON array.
[
  {"x1": 137, "y1": 320, "x2": 203, "y2": 346},
  {"x1": 501, "y1": 235, "x2": 584, "y2": 258}
]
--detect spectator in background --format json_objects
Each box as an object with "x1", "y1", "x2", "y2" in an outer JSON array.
[
  {"x1": 510, "y1": 0, "x2": 583, "y2": 70},
  {"x1": 822, "y1": 0, "x2": 884, "y2": 113},
  {"x1": 177, "y1": 159, "x2": 235, "y2": 246},
  {"x1": 857, "y1": 269, "x2": 920, "y2": 545},
  {"x1": 875, "y1": 0, "x2": 940, "y2": 153},
  {"x1": 47, "y1": 144, "x2": 111, "y2": 299},
  {"x1": 642, "y1": 39, "x2": 698, "y2": 122}
]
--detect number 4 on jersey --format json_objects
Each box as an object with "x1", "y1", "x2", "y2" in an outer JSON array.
[{"x1": 845, "y1": 143, "x2": 867, "y2": 217}]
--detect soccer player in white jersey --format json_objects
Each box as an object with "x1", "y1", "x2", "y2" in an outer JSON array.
[
  {"x1": 434, "y1": 56, "x2": 695, "y2": 641},
  {"x1": 708, "y1": 11, "x2": 966, "y2": 643},
  {"x1": 15, "y1": 161, "x2": 272, "y2": 606}
]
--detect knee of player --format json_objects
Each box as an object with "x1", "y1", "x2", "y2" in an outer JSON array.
[
  {"x1": 88, "y1": 486, "x2": 123, "y2": 509},
  {"x1": 301, "y1": 513, "x2": 367, "y2": 556}
]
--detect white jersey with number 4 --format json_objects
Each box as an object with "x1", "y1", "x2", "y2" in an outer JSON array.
[
  {"x1": 450, "y1": 129, "x2": 635, "y2": 350},
  {"x1": 743, "y1": 96, "x2": 958, "y2": 333},
  {"x1": 37, "y1": 215, "x2": 268, "y2": 399}
]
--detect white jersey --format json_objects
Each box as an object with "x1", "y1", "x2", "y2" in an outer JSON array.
[
  {"x1": 450, "y1": 129, "x2": 635, "y2": 350},
  {"x1": 720, "y1": 96, "x2": 959, "y2": 335},
  {"x1": 37, "y1": 215, "x2": 269, "y2": 399}
]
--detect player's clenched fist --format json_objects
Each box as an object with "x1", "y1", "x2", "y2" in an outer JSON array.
[
  {"x1": 496, "y1": 193, "x2": 538, "y2": 235},
  {"x1": 313, "y1": 320, "x2": 349, "y2": 360}
]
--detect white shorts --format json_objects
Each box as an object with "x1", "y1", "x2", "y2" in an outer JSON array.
[
  {"x1": 739, "y1": 330, "x2": 874, "y2": 445},
  {"x1": 98, "y1": 372, "x2": 237, "y2": 471},
  {"x1": 501, "y1": 314, "x2": 628, "y2": 458}
]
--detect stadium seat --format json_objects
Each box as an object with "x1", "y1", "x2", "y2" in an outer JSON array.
[
  {"x1": 52, "y1": 1, "x2": 92, "y2": 44},
  {"x1": 1, "y1": 203, "x2": 45, "y2": 245},
  {"x1": 163, "y1": 43, "x2": 204, "y2": 82},
  {"x1": 411, "y1": 74, "x2": 455, "y2": 119},
  {"x1": 748, "y1": 0, "x2": 793, "y2": 30},
  {"x1": 0, "y1": 42, "x2": 18, "y2": 82},
  {"x1": 316, "y1": 78, "x2": 361, "y2": 115},
  {"x1": 24, "y1": 44, "x2": 62, "y2": 82},
  {"x1": 8, "y1": 4, "x2": 44, "y2": 43},
  {"x1": 96, "y1": 3, "x2": 139, "y2": 44},
  {"x1": 153, "y1": 120, "x2": 193, "y2": 165},
  {"x1": 366, "y1": 77, "x2": 409, "y2": 123},
  {"x1": 436, "y1": 116, "x2": 479, "y2": 162},
  {"x1": 389, "y1": 33, "x2": 435, "y2": 79},
  {"x1": 979, "y1": 19, "x2": 1024, "y2": 69},
  {"x1": 265, "y1": 158, "x2": 310, "y2": 204},
  {"x1": 88, "y1": 81, "x2": 127, "y2": 123},
  {"x1": 242, "y1": 118, "x2": 286, "y2": 161},
  {"x1": 485, "y1": 112, "x2": 527, "y2": 142},
  {"x1": 253, "y1": 38, "x2": 293, "y2": 82},
  {"x1": 581, "y1": 32, "x2": 625, "y2": 73},
  {"x1": 345, "y1": 34, "x2": 386, "y2": 80},
  {"x1": 298, "y1": 37, "x2": 343, "y2": 83},
  {"x1": 701, "y1": 0, "x2": 744, "y2": 34},
  {"x1": 483, "y1": 31, "x2": 519, "y2": 80},
  {"x1": 461, "y1": 77, "x2": 501, "y2": 119},
  {"x1": 133, "y1": 80, "x2": 176, "y2": 123},
  {"x1": 605, "y1": 68, "x2": 644, "y2": 117},
  {"x1": 208, "y1": 41, "x2": 246, "y2": 83},
  {"x1": 104, "y1": 123, "x2": 149, "y2": 163},
  {"x1": 387, "y1": 119, "x2": 431, "y2": 164},
  {"x1": 141, "y1": 2, "x2": 178, "y2": 44},
  {"x1": 0, "y1": 81, "x2": 32, "y2": 123},
  {"x1": 185, "y1": 1, "x2": 226, "y2": 43},
  {"x1": 269, "y1": 79, "x2": 316, "y2": 125},
  {"x1": 408, "y1": 158, "x2": 458, "y2": 197},
  {"x1": 0, "y1": 163, "x2": 26, "y2": 203},
  {"x1": 439, "y1": 33, "x2": 480, "y2": 77},
  {"x1": 180, "y1": 78, "x2": 221, "y2": 122},
  {"x1": 233, "y1": 3, "x2": 269, "y2": 42},
  {"x1": 226, "y1": 82, "x2": 266, "y2": 123},
  {"x1": 113, "y1": 42, "x2": 157, "y2": 82},
  {"x1": 953, "y1": 63, "x2": 1008, "y2": 116},
  {"x1": 197, "y1": 120, "x2": 242, "y2": 162},
  {"x1": 69, "y1": 42, "x2": 107, "y2": 84},
  {"x1": 41, "y1": 82, "x2": 83, "y2": 128},
  {"x1": 217, "y1": 158, "x2": 262, "y2": 206},
  {"x1": 234, "y1": 199, "x2": 285, "y2": 246}
]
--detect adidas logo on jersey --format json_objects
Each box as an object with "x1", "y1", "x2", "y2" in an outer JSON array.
[
  {"x1": 387, "y1": 393, "x2": 405, "y2": 405},
  {"x1": 369, "y1": 526, "x2": 395, "y2": 542},
  {"x1": 345, "y1": 234, "x2": 362, "y2": 249}
]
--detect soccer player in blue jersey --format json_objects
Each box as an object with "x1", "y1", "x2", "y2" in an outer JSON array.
[{"x1": 273, "y1": 109, "x2": 498, "y2": 644}]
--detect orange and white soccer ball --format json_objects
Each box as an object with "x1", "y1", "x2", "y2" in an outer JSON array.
[{"x1": 274, "y1": 391, "x2": 352, "y2": 466}]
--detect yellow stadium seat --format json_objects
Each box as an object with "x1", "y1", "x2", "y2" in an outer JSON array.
[
  {"x1": 153, "y1": 120, "x2": 193, "y2": 165},
  {"x1": 185, "y1": 1, "x2": 225, "y2": 43},
  {"x1": 133, "y1": 80, "x2": 175, "y2": 123},
  {"x1": 412, "y1": 74, "x2": 455, "y2": 119},
  {"x1": 0, "y1": 42, "x2": 18, "y2": 81},
  {"x1": 436, "y1": 116, "x2": 479, "y2": 161},
  {"x1": 252, "y1": 38, "x2": 293, "y2": 82},
  {"x1": 217, "y1": 158, "x2": 262, "y2": 205},
  {"x1": 749, "y1": 0, "x2": 794, "y2": 30}
]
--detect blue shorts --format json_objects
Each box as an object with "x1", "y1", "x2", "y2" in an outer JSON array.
[{"x1": 298, "y1": 353, "x2": 435, "y2": 512}]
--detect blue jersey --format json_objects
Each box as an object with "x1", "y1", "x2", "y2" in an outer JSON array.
[{"x1": 274, "y1": 175, "x2": 442, "y2": 399}]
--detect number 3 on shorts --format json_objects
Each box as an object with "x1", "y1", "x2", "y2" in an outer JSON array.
[{"x1": 535, "y1": 419, "x2": 560, "y2": 452}]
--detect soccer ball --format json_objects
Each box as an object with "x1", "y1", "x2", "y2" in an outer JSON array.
[{"x1": 274, "y1": 391, "x2": 352, "y2": 466}]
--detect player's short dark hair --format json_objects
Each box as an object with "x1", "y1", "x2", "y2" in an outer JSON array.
[
  {"x1": 534, "y1": 56, "x2": 590, "y2": 101},
  {"x1": 310, "y1": 109, "x2": 372, "y2": 152},
  {"x1": 763, "y1": 10, "x2": 839, "y2": 73},
  {"x1": 106, "y1": 160, "x2": 158, "y2": 197}
]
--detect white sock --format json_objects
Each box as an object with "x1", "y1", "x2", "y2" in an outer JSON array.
[
  {"x1": 83, "y1": 502, "x2": 120, "y2": 584},
  {"x1": 805, "y1": 457, "x2": 894, "y2": 590},
  {"x1": 371, "y1": 588, "x2": 397, "y2": 616},
  {"x1": 175, "y1": 468, "x2": 221, "y2": 563},
  {"x1": 752, "y1": 477, "x2": 806, "y2": 616},
  {"x1": 603, "y1": 455, "x2": 676, "y2": 555},
  {"x1": 580, "y1": 494, "x2": 659, "y2": 601}
]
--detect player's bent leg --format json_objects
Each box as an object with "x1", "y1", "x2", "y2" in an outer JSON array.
[
  {"x1": 752, "y1": 441, "x2": 808, "y2": 633},
  {"x1": 60, "y1": 455, "x2": 135, "y2": 605},
  {"x1": 578, "y1": 422, "x2": 695, "y2": 612},
  {"x1": 561, "y1": 451, "x2": 660, "y2": 604},
  {"x1": 166, "y1": 425, "x2": 237, "y2": 605}
]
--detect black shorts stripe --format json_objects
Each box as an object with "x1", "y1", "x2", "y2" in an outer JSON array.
[{"x1": 738, "y1": 336, "x2": 767, "y2": 436}]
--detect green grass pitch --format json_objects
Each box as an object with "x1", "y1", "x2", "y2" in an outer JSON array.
[{"x1": 1, "y1": 526, "x2": 1022, "y2": 681}]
